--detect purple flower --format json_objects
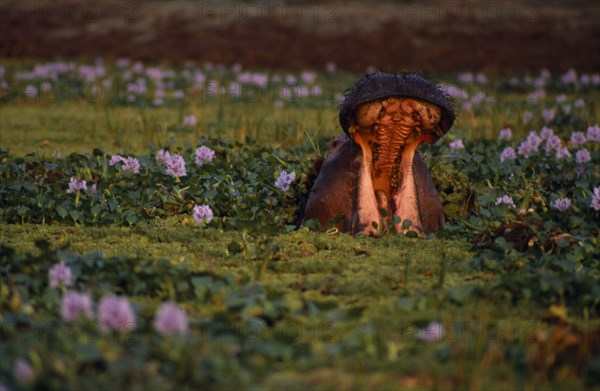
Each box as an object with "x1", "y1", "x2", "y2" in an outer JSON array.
[
  {"x1": 587, "y1": 125, "x2": 600, "y2": 142},
  {"x1": 574, "y1": 99, "x2": 585, "y2": 109},
  {"x1": 545, "y1": 135, "x2": 562, "y2": 155},
  {"x1": 194, "y1": 146, "x2": 215, "y2": 167},
  {"x1": 540, "y1": 126, "x2": 554, "y2": 140},
  {"x1": 13, "y1": 359, "x2": 34, "y2": 384},
  {"x1": 275, "y1": 170, "x2": 295, "y2": 192},
  {"x1": 67, "y1": 177, "x2": 87, "y2": 193},
  {"x1": 555, "y1": 94, "x2": 566, "y2": 104},
  {"x1": 495, "y1": 195, "x2": 516, "y2": 208},
  {"x1": 449, "y1": 139, "x2": 464, "y2": 151},
  {"x1": 542, "y1": 109, "x2": 555, "y2": 124},
  {"x1": 193, "y1": 204, "x2": 214, "y2": 224},
  {"x1": 416, "y1": 322, "x2": 443, "y2": 343},
  {"x1": 570, "y1": 132, "x2": 586, "y2": 148},
  {"x1": 122, "y1": 157, "x2": 140, "y2": 173},
  {"x1": 153, "y1": 302, "x2": 189, "y2": 336},
  {"x1": 166, "y1": 154, "x2": 187, "y2": 178},
  {"x1": 498, "y1": 128, "x2": 512, "y2": 141},
  {"x1": 575, "y1": 149, "x2": 591, "y2": 165},
  {"x1": 61, "y1": 291, "x2": 94, "y2": 322},
  {"x1": 523, "y1": 111, "x2": 533, "y2": 124},
  {"x1": 590, "y1": 186, "x2": 600, "y2": 211},
  {"x1": 49, "y1": 263, "x2": 72, "y2": 288},
  {"x1": 500, "y1": 147, "x2": 516, "y2": 162},
  {"x1": 183, "y1": 115, "x2": 197, "y2": 127},
  {"x1": 555, "y1": 147, "x2": 571, "y2": 160},
  {"x1": 552, "y1": 197, "x2": 571, "y2": 212},
  {"x1": 527, "y1": 131, "x2": 542, "y2": 150},
  {"x1": 155, "y1": 149, "x2": 171, "y2": 165},
  {"x1": 109, "y1": 155, "x2": 126, "y2": 166},
  {"x1": 98, "y1": 295, "x2": 136, "y2": 333}
]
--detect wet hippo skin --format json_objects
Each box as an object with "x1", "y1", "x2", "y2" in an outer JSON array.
[{"x1": 303, "y1": 72, "x2": 455, "y2": 235}]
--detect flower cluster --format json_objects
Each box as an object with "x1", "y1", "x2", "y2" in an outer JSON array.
[
  {"x1": 48, "y1": 263, "x2": 72, "y2": 288},
  {"x1": 165, "y1": 153, "x2": 187, "y2": 178},
  {"x1": 495, "y1": 195, "x2": 516, "y2": 208},
  {"x1": 67, "y1": 177, "x2": 87, "y2": 193},
  {"x1": 61, "y1": 291, "x2": 94, "y2": 322},
  {"x1": 449, "y1": 139, "x2": 464, "y2": 151},
  {"x1": 591, "y1": 186, "x2": 600, "y2": 211},
  {"x1": 552, "y1": 197, "x2": 571, "y2": 212},
  {"x1": 153, "y1": 302, "x2": 189, "y2": 336},
  {"x1": 275, "y1": 170, "x2": 295, "y2": 192},
  {"x1": 193, "y1": 204, "x2": 214, "y2": 224},
  {"x1": 110, "y1": 155, "x2": 141, "y2": 173},
  {"x1": 98, "y1": 295, "x2": 137, "y2": 333},
  {"x1": 195, "y1": 146, "x2": 215, "y2": 166}
]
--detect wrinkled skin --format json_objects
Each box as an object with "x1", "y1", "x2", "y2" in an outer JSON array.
[
  {"x1": 302, "y1": 72, "x2": 454, "y2": 236},
  {"x1": 303, "y1": 134, "x2": 444, "y2": 234}
]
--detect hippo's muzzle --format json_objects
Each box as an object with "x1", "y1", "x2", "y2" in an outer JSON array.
[{"x1": 303, "y1": 72, "x2": 455, "y2": 235}]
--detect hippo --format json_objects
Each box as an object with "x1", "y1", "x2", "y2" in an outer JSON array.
[{"x1": 303, "y1": 72, "x2": 455, "y2": 235}]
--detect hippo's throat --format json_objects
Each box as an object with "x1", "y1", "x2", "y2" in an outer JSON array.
[{"x1": 350, "y1": 97, "x2": 443, "y2": 233}]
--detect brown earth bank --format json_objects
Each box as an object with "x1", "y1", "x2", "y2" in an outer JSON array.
[{"x1": 1, "y1": 0, "x2": 599, "y2": 73}]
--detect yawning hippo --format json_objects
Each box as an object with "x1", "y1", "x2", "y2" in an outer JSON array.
[{"x1": 303, "y1": 72, "x2": 455, "y2": 235}]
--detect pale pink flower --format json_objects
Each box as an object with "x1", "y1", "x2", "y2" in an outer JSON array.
[
  {"x1": 416, "y1": 322, "x2": 443, "y2": 343},
  {"x1": 61, "y1": 291, "x2": 94, "y2": 322},
  {"x1": 552, "y1": 197, "x2": 571, "y2": 212},
  {"x1": 98, "y1": 295, "x2": 136, "y2": 333},
  {"x1": 498, "y1": 128, "x2": 512, "y2": 141},
  {"x1": 165, "y1": 154, "x2": 186, "y2": 178},
  {"x1": 449, "y1": 139, "x2": 464, "y2": 151},
  {"x1": 570, "y1": 132, "x2": 586, "y2": 148},
  {"x1": 193, "y1": 204, "x2": 213, "y2": 224},
  {"x1": 153, "y1": 302, "x2": 189, "y2": 336},
  {"x1": 49, "y1": 263, "x2": 72, "y2": 288},
  {"x1": 194, "y1": 146, "x2": 215, "y2": 167}
]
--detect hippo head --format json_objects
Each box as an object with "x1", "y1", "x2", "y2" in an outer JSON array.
[{"x1": 303, "y1": 72, "x2": 455, "y2": 235}]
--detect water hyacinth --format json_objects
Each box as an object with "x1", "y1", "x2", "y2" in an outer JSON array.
[
  {"x1": 552, "y1": 197, "x2": 571, "y2": 212},
  {"x1": 165, "y1": 154, "x2": 186, "y2": 178},
  {"x1": 193, "y1": 204, "x2": 214, "y2": 224},
  {"x1": 183, "y1": 115, "x2": 197, "y2": 127},
  {"x1": 109, "y1": 154, "x2": 126, "y2": 166},
  {"x1": 518, "y1": 132, "x2": 542, "y2": 158},
  {"x1": 500, "y1": 147, "x2": 516, "y2": 162},
  {"x1": 275, "y1": 170, "x2": 295, "y2": 192},
  {"x1": 495, "y1": 195, "x2": 516, "y2": 208},
  {"x1": 587, "y1": 124, "x2": 600, "y2": 142},
  {"x1": 545, "y1": 135, "x2": 562, "y2": 155},
  {"x1": 540, "y1": 126, "x2": 554, "y2": 140},
  {"x1": 575, "y1": 149, "x2": 591, "y2": 165},
  {"x1": 590, "y1": 186, "x2": 600, "y2": 211},
  {"x1": 523, "y1": 111, "x2": 533, "y2": 124},
  {"x1": 498, "y1": 128, "x2": 512, "y2": 141},
  {"x1": 194, "y1": 146, "x2": 215, "y2": 167},
  {"x1": 155, "y1": 149, "x2": 171, "y2": 165},
  {"x1": 570, "y1": 132, "x2": 586, "y2": 148},
  {"x1": 416, "y1": 322, "x2": 444, "y2": 343},
  {"x1": 122, "y1": 157, "x2": 141, "y2": 173},
  {"x1": 542, "y1": 109, "x2": 555, "y2": 124},
  {"x1": 555, "y1": 147, "x2": 571, "y2": 160},
  {"x1": 449, "y1": 139, "x2": 464, "y2": 151},
  {"x1": 98, "y1": 295, "x2": 136, "y2": 333},
  {"x1": 67, "y1": 177, "x2": 87, "y2": 193},
  {"x1": 13, "y1": 359, "x2": 34, "y2": 384},
  {"x1": 61, "y1": 291, "x2": 94, "y2": 322},
  {"x1": 153, "y1": 302, "x2": 189, "y2": 336},
  {"x1": 49, "y1": 263, "x2": 72, "y2": 288}
]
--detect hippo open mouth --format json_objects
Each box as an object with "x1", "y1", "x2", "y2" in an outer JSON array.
[{"x1": 303, "y1": 72, "x2": 455, "y2": 236}]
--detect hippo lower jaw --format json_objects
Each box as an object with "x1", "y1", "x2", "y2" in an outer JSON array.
[{"x1": 351, "y1": 134, "x2": 426, "y2": 236}]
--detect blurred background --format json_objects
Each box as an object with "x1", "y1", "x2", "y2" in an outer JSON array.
[{"x1": 1, "y1": 0, "x2": 599, "y2": 74}]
